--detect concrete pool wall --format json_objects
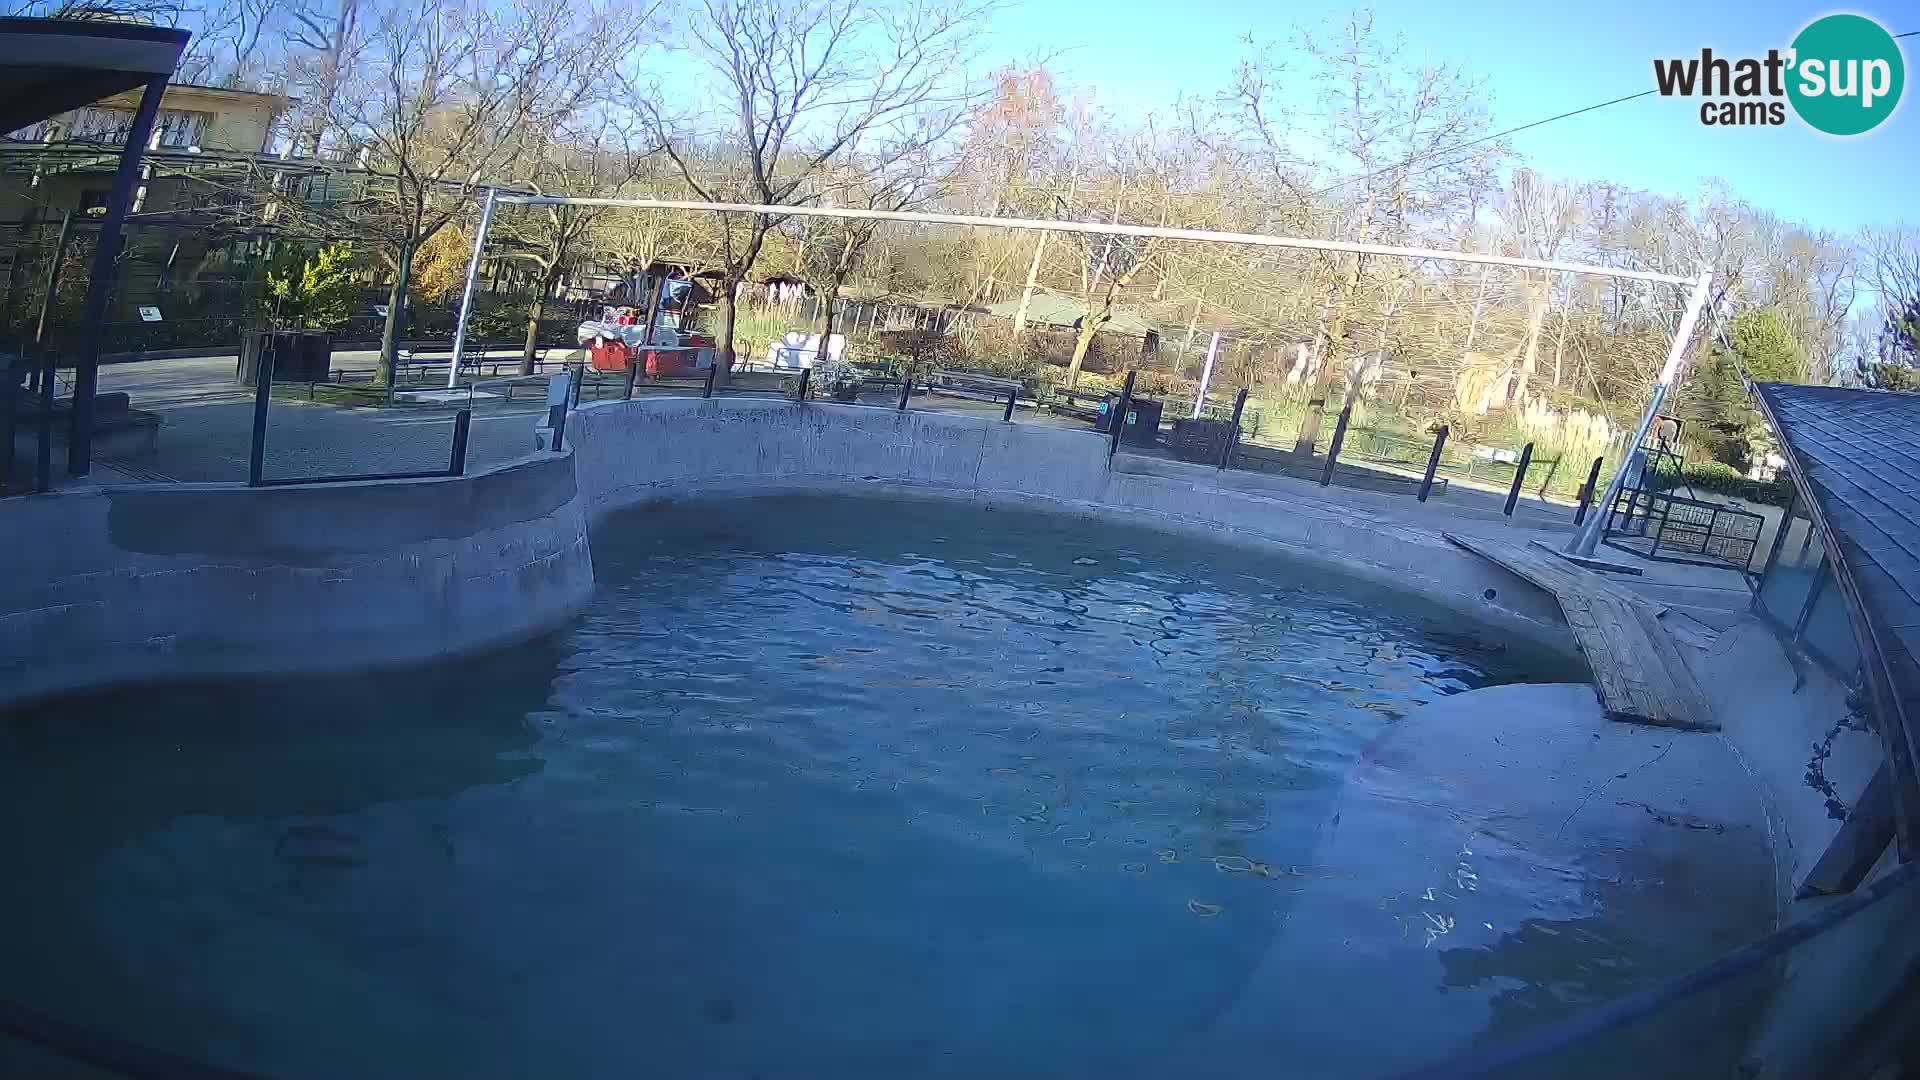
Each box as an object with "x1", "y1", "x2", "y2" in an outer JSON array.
[
  {"x1": 0, "y1": 451, "x2": 593, "y2": 709},
  {"x1": 565, "y1": 397, "x2": 1577, "y2": 653}
]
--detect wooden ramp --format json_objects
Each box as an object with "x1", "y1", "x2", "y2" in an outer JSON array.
[{"x1": 1444, "y1": 533, "x2": 1718, "y2": 732}]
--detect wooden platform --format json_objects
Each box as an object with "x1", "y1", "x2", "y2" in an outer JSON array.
[{"x1": 1444, "y1": 533, "x2": 1719, "y2": 732}]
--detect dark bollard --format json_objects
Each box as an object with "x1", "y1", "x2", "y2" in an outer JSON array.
[
  {"x1": 1418, "y1": 424, "x2": 1449, "y2": 502},
  {"x1": 1218, "y1": 387, "x2": 1249, "y2": 469},
  {"x1": 702, "y1": 362, "x2": 719, "y2": 399},
  {"x1": 448, "y1": 408, "x2": 472, "y2": 476},
  {"x1": 1107, "y1": 370, "x2": 1137, "y2": 460},
  {"x1": 1319, "y1": 404, "x2": 1352, "y2": 487},
  {"x1": 897, "y1": 376, "x2": 912, "y2": 411},
  {"x1": 795, "y1": 366, "x2": 811, "y2": 402},
  {"x1": 1003, "y1": 386, "x2": 1018, "y2": 422},
  {"x1": 548, "y1": 403, "x2": 567, "y2": 452},
  {"x1": 1504, "y1": 442, "x2": 1535, "y2": 516},
  {"x1": 623, "y1": 355, "x2": 639, "y2": 400},
  {"x1": 1574, "y1": 455, "x2": 1604, "y2": 524},
  {"x1": 247, "y1": 343, "x2": 275, "y2": 486}
]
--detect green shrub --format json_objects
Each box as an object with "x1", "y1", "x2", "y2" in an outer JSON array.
[
  {"x1": 262, "y1": 243, "x2": 357, "y2": 330},
  {"x1": 1665, "y1": 461, "x2": 1796, "y2": 506}
]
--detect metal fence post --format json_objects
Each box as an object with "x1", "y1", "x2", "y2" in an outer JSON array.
[
  {"x1": 1003, "y1": 385, "x2": 1017, "y2": 422},
  {"x1": 1574, "y1": 456, "x2": 1604, "y2": 524},
  {"x1": 795, "y1": 366, "x2": 810, "y2": 402},
  {"x1": 35, "y1": 351, "x2": 55, "y2": 492},
  {"x1": 448, "y1": 408, "x2": 472, "y2": 476},
  {"x1": 1108, "y1": 370, "x2": 1137, "y2": 460},
  {"x1": 623, "y1": 353, "x2": 639, "y2": 400},
  {"x1": 247, "y1": 342, "x2": 274, "y2": 486},
  {"x1": 1418, "y1": 424, "x2": 1449, "y2": 502},
  {"x1": 1503, "y1": 442, "x2": 1534, "y2": 516},
  {"x1": 1319, "y1": 403, "x2": 1352, "y2": 487},
  {"x1": 1218, "y1": 387, "x2": 1248, "y2": 469},
  {"x1": 571, "y1": 360, "x2": 585, "y2": 407},
  {"x1": 702, "y1": 361, "x2": 718, "y2": 399},
  {"x1": 896, "y1": 375, "x2": 912, "y2": 411}
]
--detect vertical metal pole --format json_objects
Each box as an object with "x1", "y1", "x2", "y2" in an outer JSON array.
[
  {"x1": 30, "y1": 210, "x2": 75, "y2": 387},
  {"x1": 639, "y1": 269, "x2": 666, "y2": 351},
  {"x1": 1108, "y1": 369, "x2": 1137, "y2": 460},
  {"x1": 896, "y1": 375, "x2": 912, "y2": 411},
  {"x1": 1571, "y1": 267, "x2": 1714, "y2": 554},
  {"x1": 69, "y1": 76, "x2": 168, "y2": 477},
  {"x1": 448, "y1": 408, "x2": 472, "y2": 475},
  {"x1": 447, "y1": 187, "x2": 498, "y2": 389},
  {"x1": 1504, "y1": 442, "x2": 1534, "y2": 516},
  {"x1": 703, "y1": 361, "x2": 718, "y2": 398},
  {"x1": 1003, "y1": 385, "x2": 1017, "y2": 422},
  {"x1": 1218, "y1": 387, "x2": 1248, "y2": 469},
  {"x1": 571, "y1": 360, "x2": 585, "y2": 407},
  {"x1": 1574, "y1": 456, "x2": 1604, "y2": 524},
  {"x1": 35, "y1": 351, "x2": 55, "y2": 493},
  {"x1": 623, "y1": 348, "x2": 640, "y2": 400},
  {"x1": 1192, "y1": 330, "x2": 1220, "y2": 418},
  {"x1": 247, "y1": 341, "x2": 274, "y2": 486},
  {"x1": 1418, "y1": 425, "x2": 1449, "y2": 502},
  {"x1": 1319, "y1": 403, "x2": 1352, "y2": 487},
  {"x1": 795, "y1": 366, "x2": 810, "y2": 402}
]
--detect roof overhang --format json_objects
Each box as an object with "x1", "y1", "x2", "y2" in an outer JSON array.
[{"x1": 0, "y1": 17, "x2": 190, "y2": 133}]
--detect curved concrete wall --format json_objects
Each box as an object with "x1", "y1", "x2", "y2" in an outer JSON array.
[
  {"x1": 566, "y1": 397, "x2": 1576, "y2": 654},
  {"x1": 0, "y1": 452, "x2": 594, "y2": 709}
]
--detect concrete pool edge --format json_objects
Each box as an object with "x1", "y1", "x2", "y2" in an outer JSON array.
[
  {"x1": 567, "y1": 397, "x2": 1581, "y2": 660},
  {"x1": 0, "y1": 450, "x2": 594, "y2": 710}
]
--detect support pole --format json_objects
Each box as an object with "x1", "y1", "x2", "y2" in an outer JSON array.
[
  {"x1": 447, "y1": 187, "x2": 499, "y2": 389},
  {"x1": 1320, "y1": 403, "x2": 1352, "y2": 487},
  {"x1": 1003, "y1": 385, "x2": 1017, "y2": 422},
  {"x1": 1192, "y1": 331, "x2": 1220, "y2": 418},
  {"x1": 1574, "y1": 456, "x2": 1604, "y2": 524},
  {"x1": 1504, "y1": 442, "x2": 1534, "y2": 516},
  {"x1": 1218, "y1": 387, "x2": 1248, "y2": 469},
  {"x1": 1108, "y1": 370, "x2": 1136, "y2": 460},
  {"x1": 896, "y1": 376, "x2": 912, "y2": 411},
  {"x1": 69, "y1": 76, "x2": 168, "y2": 477},
  {"x1": 247, "y1": 341, "x2": 274, "y2": 486},
  {"x1": 1570, "y1": 267, "x2": 1714, "y2": 555},
  {"x1": 794, "y1": 366, "x2": 810, "y2": 402},
  {"x1": 1419, "y1": 425, "x2": 1449, "y2": 502},
  {"x1": 448, "y1": 408, "x2": 471, "y2": 475},
  {"x1": 703, "y1": 361, "x2": 718, "y2": 399}
]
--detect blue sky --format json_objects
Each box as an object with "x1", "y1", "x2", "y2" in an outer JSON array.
[{"x1": 974, "y1": 0, "x2": 1917, "y2": 234}]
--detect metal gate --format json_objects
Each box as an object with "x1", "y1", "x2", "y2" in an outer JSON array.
[{"x1": 1605, "y1": 487, "x2": 1765, "y2": 574}]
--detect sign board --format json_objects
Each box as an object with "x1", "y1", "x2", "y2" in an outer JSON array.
[
  {"x1": 373, "y1": 305, "x2": 390, "y2": 318},
  {"x1": 138, "y1": 306, "x2": 163, "y2": 322}
]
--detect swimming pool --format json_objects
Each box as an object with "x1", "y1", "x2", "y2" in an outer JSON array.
[{"x1": 2, "y1": 494, "x2": 1773, "y2": 1078}]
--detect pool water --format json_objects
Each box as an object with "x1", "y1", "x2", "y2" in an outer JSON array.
[{"x1": 0, "y1": 494, "x2": 1686, "y2": 1079}]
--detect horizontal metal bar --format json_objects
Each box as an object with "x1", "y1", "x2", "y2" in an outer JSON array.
[{"x1": 497, "y1": 195, "x2": 1698, "y2": 285}]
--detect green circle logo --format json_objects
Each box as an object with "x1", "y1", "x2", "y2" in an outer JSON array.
[{"x1": 1787, "y1": 14, "x2": 1904, "y2": 135}]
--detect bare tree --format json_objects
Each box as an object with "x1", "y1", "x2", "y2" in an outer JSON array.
[
  {"x1": 640, "y1": 0, "x2": 991, "y2": 386},
  {"x1": 284, "y1": 0, "x2": 629, "y2": 384}
]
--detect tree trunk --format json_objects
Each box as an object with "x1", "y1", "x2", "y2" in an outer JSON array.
[
  {"x1": 377, "y1": 242, "x2": 413, "y2": 387},
  {"x1": 1293, "y1": 256, "x2": 1363, "y2": 455},
  {"x1": 714, "y1": 277, "x2": 741, "y2": 388},
  {"x1": 1065, "y1": 315, "x2": 1100, "y2": 388},
  {"x1": 1511, "y1": 277, "x2": 1551, "y2": 407},
  {"x1": 1012, "y1": 230, "x2": 1046, "y2": 336},
  {"x1": 1551, "y1": 310, "x2": 1570, "y2": 390},
  {"x1": 521, "y1": 265, "x2": 559, "y2": 376},
  {"x1": 815, "y1": 284, "x2": 842, "y2": 365}
]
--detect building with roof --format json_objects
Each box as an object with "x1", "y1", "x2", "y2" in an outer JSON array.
[
  {"x1": 984, "y1": 292, "x2": 1159, "y2": 339},
  {"x1": 1750, "y1": 382, "x2": 1920, "y2": 892}
]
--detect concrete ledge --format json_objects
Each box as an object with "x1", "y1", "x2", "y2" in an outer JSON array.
[{"x1": 0, "y1": 451, "x2": 594, "y2": 709}]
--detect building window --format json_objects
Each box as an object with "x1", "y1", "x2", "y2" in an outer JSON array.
[{"x1": 52, "y1": 107, "x2": 212, "y2": 149}]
